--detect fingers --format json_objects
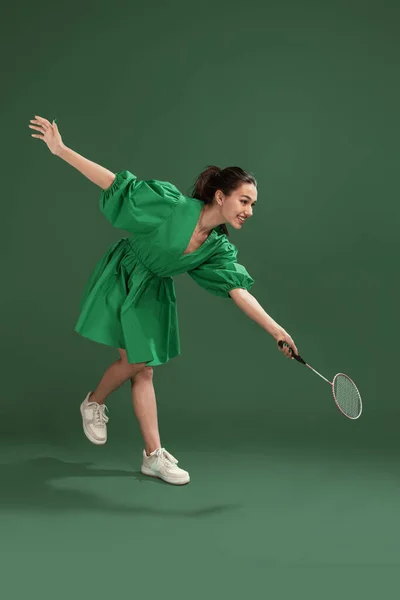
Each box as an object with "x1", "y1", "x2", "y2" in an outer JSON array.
[
  {"x1": 29, "y1": 116, "x2": 55, "y2": 144},
  {"x1": 34, "y1": 115, "x2": 51, "y2": 127},
  {"x1": 280, "y1": 342, "x2": 292, "y2": 359},
  {"x1": 278, "y1": 339, "x2": 299, "y2": 359},
  {"x1": 30, "y1": 117, "x2": 53, "y2": 136},
  {"x1": 285, "y1": 335, "x2": 298, "y2": 356},
  {"x1": 29, "y1": 124, "x2": 46, "y2": 133}
]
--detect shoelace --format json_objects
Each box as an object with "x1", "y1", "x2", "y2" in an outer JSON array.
[
  {"x1": 155, "y1": 448, "x2": 178, "y2": 466},
  {"x1": 92, "y1": 403, "x2": 109, "y2": 427}
]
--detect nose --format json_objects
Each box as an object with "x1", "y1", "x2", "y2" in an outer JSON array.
[{"x1": 246, "y1": 206, "x2": 253, "y2": 218}]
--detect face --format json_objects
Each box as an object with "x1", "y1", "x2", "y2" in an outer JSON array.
[{"x1": 216, "y1": 183, "x2": 258, "y2": 229}]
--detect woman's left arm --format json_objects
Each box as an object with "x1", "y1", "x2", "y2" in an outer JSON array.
[{"x1": 229, "y1": 288, "x2": 299, "y2": 357}]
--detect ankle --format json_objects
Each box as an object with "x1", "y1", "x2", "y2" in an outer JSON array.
[
  {"x1": 89, "y1": 392, "x2": 104, "y2": 405},
  {"x1": 145, "y1": 445, "x2": 160, "y2": 457}
]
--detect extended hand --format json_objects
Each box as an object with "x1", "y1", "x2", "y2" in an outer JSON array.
[
  {"x1": 29, "y1": 115, "x2": 64, "y2": 155},
  {"x1": 276, "y1": 329, "x2": 299, "y2": 359}
]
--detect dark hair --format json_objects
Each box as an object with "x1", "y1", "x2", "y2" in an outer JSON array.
[{"x1": 190, "y1": 166, "x2": 257, "y2": 236}]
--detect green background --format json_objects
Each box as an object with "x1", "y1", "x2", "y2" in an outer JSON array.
[{"x1": 1, "y1": 0, "x2": 399, "y2": 597}]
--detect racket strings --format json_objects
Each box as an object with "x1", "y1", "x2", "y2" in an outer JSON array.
[{"x1": 333, "y1": 374, "x2": 362, "y2": 419}]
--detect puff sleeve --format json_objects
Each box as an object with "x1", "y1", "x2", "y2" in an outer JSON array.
[
  {"x1": 188, "y1": 239, "x2": 254, "y2": 298},
  {"x1": 100, "y1": 170, "x2": 180, "y2": 234}
]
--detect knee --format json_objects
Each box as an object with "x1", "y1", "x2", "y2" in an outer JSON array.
[
  {"x1": 119, "y1": 358, "x2": 147, "y2": 379},
  {"x1": 131, "y1": 366, "x2": 153, "y2": 384}
]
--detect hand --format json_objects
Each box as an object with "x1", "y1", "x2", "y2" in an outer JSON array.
[
  {"x1": 275, "y1": 328, "x2": 299, "y2": 360},
  {"x1": 29, "y1": 115, "x2": 64, "y2": 155}
]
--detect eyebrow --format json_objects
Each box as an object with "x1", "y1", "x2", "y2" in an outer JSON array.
[{"x1": 241, "y1": 195, "x2": 257, "y2": 204}]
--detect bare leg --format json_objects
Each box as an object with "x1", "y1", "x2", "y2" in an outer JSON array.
[
  {"x1": 90, "y1": 350, "x2": 147, "y2": 405},
  {"x1": 130, "y1": 366, "x2": 161, "y2": 456},
  {"x1": 88, "y1": 349, "x2": 161, "y2": 455}
]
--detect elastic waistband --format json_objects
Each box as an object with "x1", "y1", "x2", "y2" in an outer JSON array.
[{"x1": 121, "y1": 237, "x2": 160, "y2": 277}]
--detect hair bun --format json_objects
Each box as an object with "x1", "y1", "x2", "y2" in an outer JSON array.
[{"x1": 206, "y1": 165, "x2": 221, "y2": 176}]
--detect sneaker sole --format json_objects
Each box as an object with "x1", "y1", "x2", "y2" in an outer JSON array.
[
  {"x1": 141, "y1": 465, "x2": 190, "y2": 485},
  {"x1": 80, "y1": 403, "x2": 107, "y2": 446}
]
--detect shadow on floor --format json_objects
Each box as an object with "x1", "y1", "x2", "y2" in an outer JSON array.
[{"x1": 0, "y1": 456, "x2": 242, "y2": 517}]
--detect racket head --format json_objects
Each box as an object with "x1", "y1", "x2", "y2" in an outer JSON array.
[{"x1": 332, "y1": 373, "x2": 362, "y2": 419}]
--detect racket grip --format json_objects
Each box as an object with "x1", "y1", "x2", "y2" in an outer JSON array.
[{"x1": 278, "y1": 340, "x2": 306, "y2": 365}]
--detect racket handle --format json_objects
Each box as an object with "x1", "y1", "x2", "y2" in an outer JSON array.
[{"x1": 278, "y1": 340, "x2": 306, "y2": 365}]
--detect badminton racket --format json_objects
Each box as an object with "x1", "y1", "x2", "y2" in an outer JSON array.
[{"x1": 278, "y1": 341, "x2": 362, "y2": 420}]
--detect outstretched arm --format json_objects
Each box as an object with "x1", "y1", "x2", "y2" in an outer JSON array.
[
  {"x1": 29, "y1": 115, "x2": 116, "y2": 190},
  {"x1": 229, "y1": 288, "x2": 299, "y2": 358}
]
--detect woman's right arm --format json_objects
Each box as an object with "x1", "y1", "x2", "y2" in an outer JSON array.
[
  {"x1": 57, "y1": 146, "x2": 116, "y2": 190},
  {"x1": 29, "y1": 115, "x2": 116, "y2": 190}
]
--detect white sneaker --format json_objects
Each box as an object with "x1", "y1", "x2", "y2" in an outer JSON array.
[
  {"x1": 141, "y1": 448, "x2": 190, "y2": 485},
  {"x1": 80, "y1": 391, "x2": 109, "y2": 445}
]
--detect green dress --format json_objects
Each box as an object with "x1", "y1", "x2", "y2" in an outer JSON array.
[{"x1": 74, "y1": 170, "x2": 255, "y2": 366}]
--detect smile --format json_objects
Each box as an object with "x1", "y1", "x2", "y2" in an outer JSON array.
[{"x1": 237, "y1": 216, "x2": 246, "y2": 224}]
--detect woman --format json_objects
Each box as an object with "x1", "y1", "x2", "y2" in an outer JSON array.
[{"x1": 29, "y1": 115, "x2": 299, "y2": 486}]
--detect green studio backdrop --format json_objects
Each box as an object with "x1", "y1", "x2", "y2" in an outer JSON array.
[
  {"x1": 1, "y1": 1, "x2": 400, "y2": 594},
  {"x1": 1, "y1": 0, "x2": 398, "y2": 449}
]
